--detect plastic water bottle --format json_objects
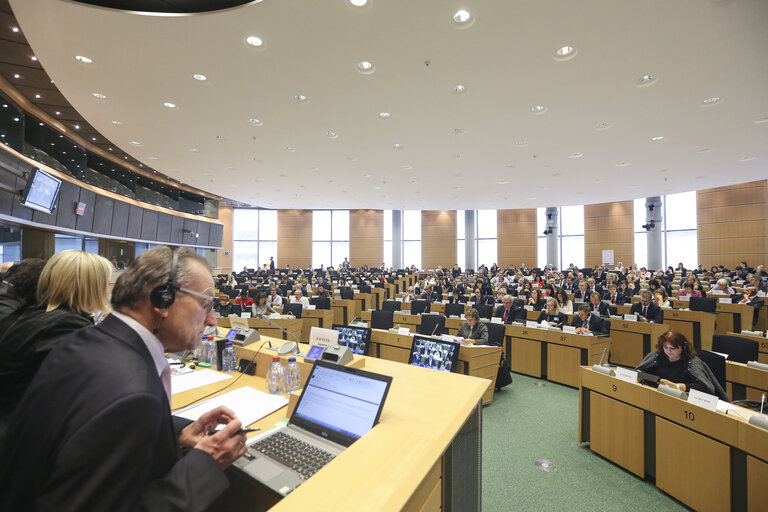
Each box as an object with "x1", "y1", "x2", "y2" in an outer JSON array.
[
  {"x1": 266, "y1": 355, "x2": 285, "y2": 394},
  {"x1": 285, "y1": 357, "x2": 302, "y2": 392},
  {"x1": 203, "y1": 336, "x2": 217, "y2": 367},
  {"x1": 222, "y1": 342, "x2": 237, "y2": 372}
]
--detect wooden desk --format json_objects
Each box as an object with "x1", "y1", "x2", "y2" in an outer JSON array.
[
  {"x1": 660, "y1": 308, "x2": 715, "y2": 351},
  {"x1": 299, "y1": 309, "x2": 335, "y2": 342},
  {"x1": 715, "y1": 303, "x2": 754, "y2": 335},
  {"x1": 579, "y1": 366, "x2": 768, "y2": 512},
  {"x1": 606, "y1": 319, "x2": 669, "y2": 367},
  {"x1": 217, "y1": 316, "x2": 303, "y2": 341},
  {"x1": 330, "y1": 299, "x2": 359, "y2": 325},
  {"x1": 727, "y1": 331, "x2": 768, "y2": 364},
  {"x1": 173, "y1": 338, "x2": 488, "y2": 512},
  {"x1": 726, "y1": 361, "x2": 768, "y2": 401}
]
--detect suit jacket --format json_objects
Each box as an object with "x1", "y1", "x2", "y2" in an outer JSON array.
[
  {"x1": 573, "y1": 288, "x2": 591, "y2": 300},
  {"x1": 536, "y1": 311, "x2": 564, "y2": 328},
  {"x1": 421, "y1": 291, "x2": 440, "y2": 303},
  {"x1": 494, "y1": 305, "x2": 519, "y2": 324},
  {"x1": 589, "y1": 301, "x2": 611, "y2": 317},
  {"x1": 570, "y1": 313, "x2": 609, "y2": 335},
  {"x1": 737, "y1": 295, "x2": 765, "y2": 327},
  {"x1": 629, "y1": 302, "x2": 663, "y2": 323},
  {"x1": 602, "y1": 292, "x2": 626, "y2": 306},
  {"x1": 0, "y1": 314, "x2": 227, "y2": 512}
]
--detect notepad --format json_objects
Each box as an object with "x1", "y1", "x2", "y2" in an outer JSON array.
[
  {"x1": 171, "y1": 369, "x2": 232, "y2": 395},
  {"x1": 173, "y1": 386, "x2": 288, "y2": 427}
]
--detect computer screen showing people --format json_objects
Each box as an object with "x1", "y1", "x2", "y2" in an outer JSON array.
[
  {"x1": 410, "y1": 335, "x2": 460, "y2": 373},
  {"x1": 332, "y1": 324, "x2": 371, "y2": 355}
]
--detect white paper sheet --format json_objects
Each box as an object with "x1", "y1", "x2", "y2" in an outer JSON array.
[
  {"x1": 171, "y1": 369, "x2": 232, "y2": 395},
  {"x1": 173, "y1": 386, "x2": 288, "y2": 426}
]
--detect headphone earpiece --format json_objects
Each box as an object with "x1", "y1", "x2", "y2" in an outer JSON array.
[{"x1": 150, "y1": 251, "x2": 179, "y2": 309}]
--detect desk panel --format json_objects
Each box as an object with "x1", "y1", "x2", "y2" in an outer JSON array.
[
  {"x1": 748, "y1": 456, "x2": 768, "y2": 511},
  {"x1": 661, "y1": 309, "x2": 715, "y2": 351},
  {"x1": 607, "y1": 321, "x2": 668, "y2": 367},
  {"x1": 590, "y1": 392, "x2": 645, "y2": 477}
]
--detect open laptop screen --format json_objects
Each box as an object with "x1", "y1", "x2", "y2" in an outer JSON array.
[{"x1": 291, "y1": 361, "x2": 392, "y2": 446}]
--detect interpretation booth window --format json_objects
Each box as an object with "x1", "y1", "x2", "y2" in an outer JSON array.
[
  {"x1": 233, "y1": 209, "x2": 277, "y2": 270},
  {"x1": 312, "y1": 210, "x2": 349, "y2": 269}
]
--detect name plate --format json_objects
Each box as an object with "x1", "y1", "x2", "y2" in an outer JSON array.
[
  {"x1": 398, "y1": 327, "x2": 411, "y2": 335},
  {"x1": 395, "y1": 298, "x2": 403, "y2": 302},
  {"x1": 524, "y1": 305, "x2": 534, "y2": 311},
  {"x1": 241, "y1": 312, "x2": 251, "y2": 318},
  {"x1": 532, "y1": 283, "x2": 540, "y2": 288},
  {"x1": 491, "y1": 317, "x2": 503, "y2": 324},
  {"x1": 230, "y1": 316, "x2": 249, "y2": 329},
  {"x1": 306, "y1": 305, "x2": 316, "y2": 310},
  {"x1": 678, "y1": 295, "x2": 690, "y2": 301},
  {"x1": 687, "y1": 389, "x2": 718, "y2": 411},
  {"x1": 563, "y1": 325, "x2": 577, "y2": 334},
  {"x1": 718, "y1": 298, "x2": 731, "y2": 304},
  {"x1": 574, "y1": 298, "x2": 584, "y2": 304},
  {"x1": 269, "y1": 313, "x2": 281, "y2": 319},
  {"x1": 467, "y1": 301, "x2": 475, "y2": 306},
  {"x1": 353, "y1": 289, "x2": 360, "y2": 294},
  {"x1": 614, "y1": 367, "x2": 638, "y2": 384},
  {"x1": 353, "y1": 321, "x2": 368, "y2": 328},
  {"x1": 624, "y1": 313, "x2": 638, "y2": 322},
  {"x1": 460, "y1": 314, "x2": 466, "y2": 320},
  {"x1": 526, "y1": 320, "x2": 539, "y2": 329},
  {"x1": 440, "y1": 334, "x2": 456, "y2": 342}
]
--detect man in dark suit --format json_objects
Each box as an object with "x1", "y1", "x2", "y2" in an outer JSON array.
[
  {"x1": 571, "y1": 304, "x2": 609, "y2": 335},
  {"x1": 588, "y1": 292, "x2": 611, "y2": 317},
  {"x1": 602, "y1": 283, "x2": 626, "y2": 305},
  {"x1": 629, "y1": 290, "x2": 663, "y2": 323},
  {"x1": 494, "y1": 295, "x2": 520, "y2": 324},
  {"x1": 0, "y1": 247, "x2": 247, "y2": 511}
]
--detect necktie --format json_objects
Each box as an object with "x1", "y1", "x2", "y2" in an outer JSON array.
[
  {"x1": 642, "y1": 306, "x2": 647, "y2": 318},
  {"x1": 583, "y1": 318, "x2": 589, "y2": 329},
  {"x1": 611, "y1": 295, "x2": 615, "y2": 304},
  {"x1": 503, "y1": 309, "x2": 509, "y2": 322},
  {"x1": 160, "y1": 363, "x2": 172, "y2": 409}
]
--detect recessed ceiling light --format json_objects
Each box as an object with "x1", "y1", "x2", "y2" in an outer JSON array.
[
  {"x1": 695, "y1": 175, "x2": 706, "y2": 180},
  {"x1": 737, "y1": 156, "x2": 755, "y2": 162},
  {"x1": 453, "y1": 9, "x2": 471, "y2": 23},
  {"x1": 75, "y1": 55, "x2": 93, "y2": 64},
  {"x1": 497, "y1": 180, "x2": 509, "y2": 185},
  {"x1": 361, "y1": 173, "x2": 371, "y2": 178},
  {"x1": 658, "y1": 169, "x2": 670, "y2": 174},
  {"x1": 30, "y1": 56, "x2": 37, "y2": 61},
  {"x1": 530, "y1": 105, "x2": 546, "y2": 114},
  {"x1": 285, "y1": 146, "x2": 296, "y2": 152},
  {"x1": 326, "y1": 131, "x2": 338, "y2": 138},
  {"x1": 92, "y1": 92, "x2": 107, "y2": 99},
  {"x1": 515, "y1": 140, "x2": 528, "y2": 147},
  {"x1": 554, "y1": 46, "x2": 576, "y2": 60},
  {"x1": 701, "y1": 96, "x2": 721, "y2": 106},
  {"x1": 401, "y1": 165, "x2": 413, "y2": 170},
  {"x1": 55, "y1": 111, "x2": 61, "y2": 115},
  {"x1": 615, "y1": 162, "x2": 630, "y2": 167},
  {"x1": 393, "y1": 143, "x2": 402, "y2": 149},
  {"x1": 374, "y1": 185, "x2": 382, "y2": 190},
  {"x1": 294, "y1": 94, "x2": 308, "y2": 103},
  {"x1": 650, "y1": 136, "x2": 665, "y2": 141},
  {"x1": 452, "y1": 84, "x2": 466, "y2": 93},
  {"x1": 13, "y1": 74, "x2": 20, "y2": 79},
  {"x1": 356, "y1": 61, "x2": 375, "y2": 74},
  {"x1": 636, "y1": 74, "x2": 656, "y2": 86},
  {"x1": 248, "y1": 118, "x2": 262, "y2": 126},
  {"x1": 569, "y1": 152, "x2": 583, "y2": 158},
  {"x1": 453, "y1": 128, "x2": 464, "y2": 134},
  {"x1": 378, "y1": 112, "x2": 391, "y2": 119},
  {"x1": 34, "y1": 94, "x2": 40, "y2": 99},
  {"x1": 595, "y1": 121, "x2": 612, "y2": 130},
  {"x1": 11, "y1": 27, "x2": 19, "y2": 33},
  {"x1": 697, "y1": 147, "x2": 712, "y2": 153},
  {"x1": 245, "y1": 36, "x2": 263, "y2": 47},
  {"x1": 108, "y1": 147, "x2": 113, "y2": 151},
  {"x1": 130, "y1": 141, "x2": 142, "y2": 146},
  {"x1": 192, "y1": 73, "x2": 207, "y2": 81},
  {"x1": 505, "y1": 163, "x2": 515, "y2": 168},
  {"x1": 162, "y1": 102, "x2": 176, "y2": 109},
  {"x1": 111, "y1": 120, "x2": 123, "y2": 125},
  {"x1": 189, "y1": 148, "x2": 199, "y2": 152},
  {"x1": 91, "y1": 137, "x2": 96, "y2": 141},
  {"x1": 753, "y1": 114, "x2": 768, "y2": 124},
  {"x1": 73, "y1": 124, "x2": 80, "y2": 129},
  {"x1": 349, "y1": 0, "x2": 368, "y2": 5}
]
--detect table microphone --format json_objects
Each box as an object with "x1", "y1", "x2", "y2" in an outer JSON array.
[
  {"x1": 748, "y1": 393, "x2": 768, "y2": 430},
  {"x1": 256, "y1": 314, "x2": 299, "y2": 343}
]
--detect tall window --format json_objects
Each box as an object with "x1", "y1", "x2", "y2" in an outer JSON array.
[
  {"x1": 456, "y1": 210, "x2": 465, "y2": 271},
  {"x1": 233, "y1": 209, "x2": 277, "y2": 271},
  {"x1": 54, "y1": 234, "x2": 100, "y2": 254},
  {"x1": 536, "y1": 206, "x2": 585, "y2": 269},
  {"x1": 383, "y1": 209, "x2": 392, "y2": 269},
  {"x1": 312, "y1": 210, "x2": 349, "y2": 268},
  {"x1": 476, "y1": 209, "x2": 497, "y2": 268},
  {"x1": 537, "y1": 208, "x2": 548, "y2": 268},
  {"x1": 402, "y1": 210, "x2": 421, "y2": 269},
  {"x1": 634, "y1": 194, "x2": 696, "y2": 269}
]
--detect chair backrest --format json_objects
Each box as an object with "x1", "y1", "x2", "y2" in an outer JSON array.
[
  {"x1": 486, "y1": 322, "x2": 506, "y2": 347},
  {"x1": 690, "y1": 297, "x2": 717, "y2": 313},
  {"x1": 696, "y1": 349, "x2": 727, "y2": 390},
  {"x1": 359, "y1": 285, "x2": 372, "y2": 294},
  {"x1": 410, "y1": 300, "x2": 430, "y2": 315},
  {"x1": 340, "y1": 289, "x2": 354, "y2": 300},
  {"x1": 711, "y1": 335, "x2": 759, "y2": 363},
  {"x1": 373, "y1": 282, "x2": 385, "y2": 288},
  {"x1": 476, "y1": 304, "x2": 494, "y2": 320},
  {"x1": 444, "y1": 303, "x2": 465, "y2": 317},
  {"x1": 282, "y1": 303, "x2": 303, "y2": 318},
  {"x1": 310, "y1": 297, "x2": 331, "y2": 310},
  {"x1": 231, "y1": 304, "x2": 242, "y2": 317},
  {"x1": 419, "y1": 315, "x2": 446, "y2": 336},
  {"x1": 382, "y1": 300, "x2": 402, "y2": 312},
  {"x1": 371, "y1": 310, "x2": 394, "y2": 330}
]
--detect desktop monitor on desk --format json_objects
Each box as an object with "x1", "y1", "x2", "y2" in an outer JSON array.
[
  {"x1": 332, "y1": 324, "x2": 371, "y2": 355},
  {"x1": 410, "y1": 335, "x2": 460, "y2": 373}
]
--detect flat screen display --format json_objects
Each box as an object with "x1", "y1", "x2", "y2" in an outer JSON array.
[
  {"x1": 332, "y1": 324, "x2": 371, "y2": 355},
  {"x1": 306, "y1": 345, "x2": 326, "y2": 360},
  {"x1": 410, "y1": 335, "x2": 460, "y2": 373},
  {"x1": 225, "y1": 328, "x2": 238, "y2": 340},
  {"x1": 21, "y1": 168, "x2": 62, "y2": 214}
]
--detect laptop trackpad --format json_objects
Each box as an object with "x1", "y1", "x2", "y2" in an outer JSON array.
[{"x1": 248, "y1": 458, "x2": 284, "y2": 481}]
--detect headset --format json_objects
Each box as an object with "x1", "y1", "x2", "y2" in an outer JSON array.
[{"x1": 150, "y1": 251, "x2": 179, "y2": 310}]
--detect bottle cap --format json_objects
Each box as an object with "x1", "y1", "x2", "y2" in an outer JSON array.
[
  {"x1": 272, "y1": 355, "x2": 280, "y2": 361},
  {"x1": 225, "y1": 342, "x2": 232, "y2": 347},
  {"x1": 289, "y1": 357, "x2": 296, "y2": 362}
]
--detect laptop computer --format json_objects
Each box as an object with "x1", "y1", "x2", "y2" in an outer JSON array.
[{"x1": 232, "y1": 360, "x2": 392, "y2": 496}]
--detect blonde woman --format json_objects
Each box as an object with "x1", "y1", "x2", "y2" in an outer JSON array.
[
  {"x1": 537, "y1": 298, "x2": 564, "y2": 328},
  {"x1": 0, "y1": 250, "x2": 112, "y2": 417}
]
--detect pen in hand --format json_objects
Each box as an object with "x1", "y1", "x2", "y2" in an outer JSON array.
[{"x1": 206, "y1": 425, "x2": 261, "y2": 436}]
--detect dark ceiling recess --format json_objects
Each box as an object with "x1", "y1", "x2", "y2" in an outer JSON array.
[{"x1": 72, "y1": 0, "x2": 254, "y2": 14}]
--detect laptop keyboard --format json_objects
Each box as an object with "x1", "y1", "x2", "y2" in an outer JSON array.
[{"x1": 252, "y1": 431, "x2": 336, "y2": 480}]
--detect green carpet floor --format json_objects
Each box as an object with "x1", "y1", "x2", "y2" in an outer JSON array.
[{"x1": 482, "y1": 373, "x2": 690, "y2": 511}]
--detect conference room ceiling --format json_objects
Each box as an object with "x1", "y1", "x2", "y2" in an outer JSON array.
[{"x1": 9, "y1": 0, "x2": 768, "y2": 210}]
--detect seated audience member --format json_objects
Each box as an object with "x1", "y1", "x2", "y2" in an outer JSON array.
[
  {"x1": 0, "y1": 247, "x2": 247, "y2": 511},
  {"x1": 629, "y1": 290, "x2": 663, "y2": 323},
  {"x1": 736, "y1": 285, "x2": 765, "y2": 328},
  {"x1": 517, "y1": 280, "x2": 533, "y2": 299},
  {"x1": 588, "y1": 291, "x2": 610, "y2": 317},
  {"x1": 226, "y1": 273, "x2": 238, "y2": 287},
  {"x1": 267, "y1": 286, "x2": 283, "y2": 307},
  {"x1": 571, "y1": 303, "x2": 609, "y2": 335},
  {"x1": 573, "y1": 280, "x2": 591, "y2": 301},
  {"x1": 654, "y1": 288, "x2": 671, "y2": 308},
  {"x1": 0, "y1": 251, "x2": 112, "y2": 430},
  {"x1": 421, "y1": 285, "x2": 439, "y2": 303},
  {"x1": 555, "y1": 288, "x2": 573, "y2": 314},
  {"x1": 449, "y1": 289, "x2": 466, "y2": 304},
  {"x1": 537, "y1": 298, "x2": 564, "y2": 328},
  {"x1": 527, "y1": 288, "x2": 546, "y2": 311},
  {"x1": 745, "y1": 273, "x2": 767, "y2": 294},
  {"x1": 472, "y1": 288, "x2": 494, "y2": 306},
  {"x1": 235, "y1": 289, "x2": 254, "y2": 307},
  {"x1": 214, "y1": 294, "x2": 236, "y2": 317},
  {"x1": 494, "y1": 295, "x2": 519, "y2": 324},
  {"x1": 602, "y1": 283, "x2": 625, "y2": 305},
  {"x1": 677, "y1": 281, "x2": 702, "y2": 298},
  {"x1": 636, "y1": 331, "x2": 729, "y2": 400},
  {"x1": 455, "y1": 308, "x2": 489, "y2": 346},
  {"x1": 252, "y1": 292, "x2": 276, "y2": 317},
  {"x1": 403, "y1": 286, "x2": 417, "y2": 302},
  {"x1": 709, "y1": 278, "x2": 734, "y2": 295},
  {"x1": 0, "y1": 258, "x2": 45, "y2": 331},
  {"x1": 290, "y1": 289, "x2": 310, "y2": 308},
  {"x1": 314, "y1": 284, "x2": 330, "y2": 298}
]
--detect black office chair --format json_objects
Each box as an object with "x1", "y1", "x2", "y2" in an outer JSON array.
[
  {"x1": 339, "y1": 288, "x2": 354, "y2": 300},
  {"x1": 373, "y1": 282, "x2": 385, "y2": 288},
  {"x1": 382, "y1": 300, "x2": 402, "y2": 312},
  {"x1": 696, "y1": 349, "x2": 727, "y2": 390},
  {"x1": 282, "y1": 303, "x2": 303, "y2": 319},
  {"x1": 227, "y1": 290, "x2": 239, "y2": 299},
  {"x1": 690, "y1": 297, "x2": 717, "y2": 313},
  {"x1": 475, "y1": 304, "x2": 494, "y2": 320},
  {"x1": 310, "y1": 297, "x2": 331, "y2": 310},
  {"x1": 410, "y1": 300, "x2": 430, "y2": 315},
  {"x1": 486, "y1": 322, "x2": 506, "y2": 347},
  {"x1": 711, "y1": 335, "x2": 759, "y2": 363},
  {"x1": 419, "y1": 315, "x2": 445, "y2": 336},
  {"x1": 359, "y1": 285, "x2": 372, "y2": 294},
  {"x1": 230, "y1": 304, "x2": 242, "y2": 317},
  {"x1": 371, "y1": 310, "x2": 394, "y2": 330},
  {"x1": 444, "y1": 303, "x2": 465, "y2": 317}
]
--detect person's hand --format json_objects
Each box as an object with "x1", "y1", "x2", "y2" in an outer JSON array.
[
  {"x1": 464, "y1": 338, "x2": 475, "y2": 345},
  {"x1": 549, "y1": 321, "x2": 558, "y2": 327},
  {"x1": 659, "y1": 378, "x2": 680, "y2": 390},
  {"x1": 639, "y1": 316, "x2": 649, "y2": 323},
  {"x1": 179, "y1": 406, "x2": 238, "y2": 448},
  {"x1": 194, "y1": 419, "x2": 248, "y2": 469}
]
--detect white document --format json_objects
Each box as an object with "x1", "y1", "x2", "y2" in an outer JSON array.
[
  {"x1": 563, "y1": 325, "x2": 577, "y2": 334},
  {"x1": 718, "y1": 298, "x2": 731, "y2": 304},
  {"x1": 306, "y1": 305, "x2": 316, "y2": 310},
  {"x1": 524, "y1": 305, "x2": 534, "y2": 311},
  {"x1": 539, "y1": 320, "x2": 549, "y2": 329},
  {"x1": 491, "y1": 317, "x2": 503, "y2": 324},
  {"x1": 678, "y1": 295, "x2": 690, "y2": 301},
  {"x1": 526, "y1": 320, "x2": 539, "y2": 329},
  {"x1": 269, "y1": 313, "x2": 281, "y2": 319},
  {"x1": 174, "y1": 386, "x2": 288, "y2": 426},
  {"x1": 687, "y1": 389, "x2": 719, "y2": 411},
  {"x1": 615, "y1": 367, "x2": 638, "y2": 384},
  {"x1": 171, "y1": 369, "x2": 232, "y2": 395},
  {"x1": 624, "y1": 313, "x2": 638, "y2": 322},
  {"x1": 398, "y1": 327, "x2": 411, "y2": 335},
  {"x1": 440, "y1": 334, "x2": 456, "y2": 342},
  {"x1": 395, "y1": 298, "x2": 403, "y2": 302},
  {"x1": 353, "y1": 321, "x2": 368, "y2": 328},
  {"x1": 241, "y1": 312, "x2": 251, "y2": 318}
]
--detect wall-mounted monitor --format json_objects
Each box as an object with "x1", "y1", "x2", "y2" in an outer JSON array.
[{"x1": 21, "y1": 168, "x2": 62, "y2": 214}]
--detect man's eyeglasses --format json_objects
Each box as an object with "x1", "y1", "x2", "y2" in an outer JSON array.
[{"x1": 174, "y1": 286, "x2": 216, "y2": 313}]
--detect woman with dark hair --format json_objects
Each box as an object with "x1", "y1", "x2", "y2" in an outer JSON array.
[
  {"x1": 636, "y1": 331, "x2": 728, "y2": 400},
  {"x1": 555, "y1": 288, "x2": 573, "y2": 314},
  {"x1": 527, "y1": 288, "x2": 546, "y2": 311},
  {"x1": 251, "y1": 292, "x2": 276, "y2": 316}
]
